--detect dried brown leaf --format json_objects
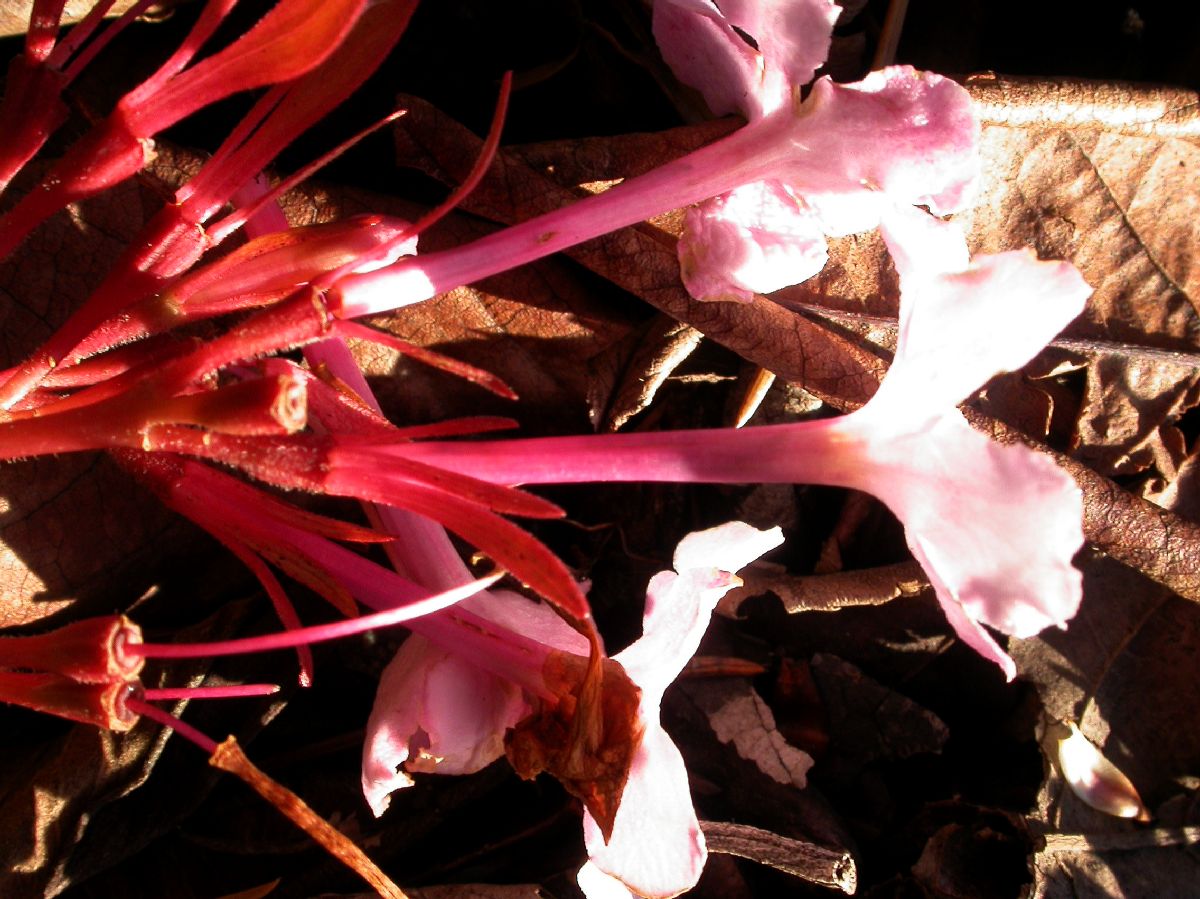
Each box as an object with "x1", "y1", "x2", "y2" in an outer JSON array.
[
  {"x1": 808, "y1": 654, "x2": 949, "y2": 767},
  {"x1": 590, "y1": 314, "x2": 703, "y2": 431},
  {"x1": 0, "y1": 719, "x2": 174, "y2": 897},
  {"x1": 685, "y1": 677, "x2": 814, "y2": 790},
  {"x1": 0, "y1": 2, "x2": 148, "y2": 39},
  {"x1": 1073, "y1": 352, "x2": 1200, "y2": 477},
  {"x1": 670, "y1": 675, "x2": 858, "y2": 867},
  {"x1": 1148, "y1": 444, "x2": 1200, "y2": 520},
  {"x1": 960, "y1": 77, "x2": 1200, "y2": 486}
]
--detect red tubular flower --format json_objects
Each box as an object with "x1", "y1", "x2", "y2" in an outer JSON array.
[
  {"x1": 0, "y1": 0, "x2": 155, "y2": 194},
  {"x1": 0, "y1": 0, "x2": 373, "y2": 263},
  {"x1": 0, "y1": 673, "x2": 138, "y2": 731},
  {"x1": 0, "y1": 369, "x2": 306, "y2": 459},
  {"x1": 0, "y1": 614, "x2": 142, "y2": 683},
  {"x1": 138, "y1": 423, "x2": 590, "y2": 623},
  {"x1": 0, "y1": 0, "x2": 418, "y2": 409}
]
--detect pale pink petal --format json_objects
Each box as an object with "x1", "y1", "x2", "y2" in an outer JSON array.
[
  {"x1": 362, "y1": 635, "x2": 529, "y2": 816},
  {"x1": 678, "y1": 181, "x2": 828, "y2": 302},
  {"x1": 671, "y1": 519, "x2": 787, "y2": 584},
  {"x1": 652, "y1": 0, "x2": 838, "y2": 120},
  {"x1": 581, "y1": 725, "x2": 706, "y2": 899},
  {"x1": 671, "y1": 66, "x2": 980, "y2": 303},
  {"x1": 577, "y1": 861, "x2": 636, "y2": 899},
  {"x1": 769, "y1": 68, "x2": 980, "y2": 219},
  {"x1": 871, "y1": 215, "x2": 1093, "y2": 416},
  {"x1": 457, "y1": 588, "x2": 591, "y2": 654},
  {"x1": 717, "y1": 0, "x2": 840, "y2": 94},
  {"x1": 877, "y1": 204, "x2": 970, "y2": 276},
  {"x1": 842, "y1": 410, "x2": 1084, "y2": 678},
  {"x1": 579, "y1": 523, "x2": 782, "y2": 898},
  {"x1": 928, "y1": 570, "x2": 1018, "y2": 681},
  {"x1": 652, "y1": 0, "x2": 785, "y2": 120},
  {"x1": 620, "y1": 522, "x2": 784, "y2": 699}
]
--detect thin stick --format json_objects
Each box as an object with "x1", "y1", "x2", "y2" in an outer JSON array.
[
  {"x1": 702, "y1": 820, "x2": 856, "y2": 893},
  {"x1": 210, "y1": 737, "x2": 409, "y2": 899}
]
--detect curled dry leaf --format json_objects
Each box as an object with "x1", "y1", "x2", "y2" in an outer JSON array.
[
  {"x1": 589, "y1": 314, "x2": 704, "y2": 432},
  {"x1": 720, "y1": 560, "x2": 929, "y2": 617},
  {"x1": 1073, "y1": 351, "x2": 1200, "y2": 480}
]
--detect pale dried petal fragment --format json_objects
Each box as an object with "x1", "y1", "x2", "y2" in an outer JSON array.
[{"x1": 1055, "y1": 722, "x2": 1153, "y2": 822}]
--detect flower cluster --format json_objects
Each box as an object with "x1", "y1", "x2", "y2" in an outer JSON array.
[{"x1": 0, "y1": 0, "x2": 1093, "y2": 896}]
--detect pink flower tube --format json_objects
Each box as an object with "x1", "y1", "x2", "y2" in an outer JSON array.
[
  {"x1": 330, "y1": 64, "x2": 977, "y2": 319},
  {"x1": 360, "y1": 223, "x2": 1093, "y2": 680}
]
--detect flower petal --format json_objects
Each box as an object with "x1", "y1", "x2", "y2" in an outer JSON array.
[
  {"x1": 678, "y1": 181, "x2": 828, "y2": 302},
  {"x1": 771, "y1": 68, "x2": 980, "y2": 221},
  {"x1": 581, "y1": 724, "x2": 706, "y2": 899},
  {"x1": 717, "y1": 0, "x2": 840, "y2": 96},
  {"x1": 873, "y1": 209, "x2": 1093, "y2": 416},
  {"x1": 580, "y1": 523, "x2": 783, "y2": 897},
  {"x1": 652, "y1": 0, "x2": 773, "y2": 119},
  {"x1": 621, "y1": 522, "x2": 784, "y2": 700},
  {"x1": 844, "y1": 410, "x2": 1084, "y2": 677},
  {"x1": 652, "y1": 0, "x2": 839, "y2": 120},
  {"x1": 362, "y1": 635, "x2": 528, "y2": 816}
]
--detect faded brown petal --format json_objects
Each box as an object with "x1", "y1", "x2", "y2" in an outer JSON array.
[{"x1": 505, "y1": 651, "x2": 643, "y2": 841}]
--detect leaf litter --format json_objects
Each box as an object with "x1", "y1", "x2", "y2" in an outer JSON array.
[{"x1": 1, "y1": 3, "x2": 1199, "y2": 898}]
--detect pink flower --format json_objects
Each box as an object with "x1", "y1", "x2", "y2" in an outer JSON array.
[
  {"x1": 653, "y1": 0, "x2": 980, "y2": 302},
  {"x1": 372, "y1": 228, "x2": 1092, "y2": 680},
  {"x1": 360, "y1": 522, "x2": 783, "y2": 898},
  {"x1": 331, "y1": 65, "x2": 975, "y2": 321}
]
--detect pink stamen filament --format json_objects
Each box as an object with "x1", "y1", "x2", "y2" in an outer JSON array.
[
  {"x1": 125, "y1": 695, "x2": 218, "y2": 754},
  {"x1": 316, "y1": 71, "x2": 512, "y2": 291},
  {"x1": 128, "y1": 574, "x2": 501, "y2": 661},
  {"x1": 142, "y1": 683, "x2": 281, "y2": 700}
]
